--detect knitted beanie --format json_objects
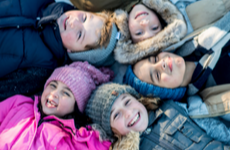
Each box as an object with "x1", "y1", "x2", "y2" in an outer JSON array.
[
  {"x1": 124, "y1": 65, "x2": 187, "y2": 101},
  {"x1": 44, "y1": 61, "x2": 113, "y2": 113},
  {"x1": 85, "y1": 83, "x2": 140, "y2": 137},
  {"x1": 68, "y1": 23, "x2": 118, "y2": 67}
]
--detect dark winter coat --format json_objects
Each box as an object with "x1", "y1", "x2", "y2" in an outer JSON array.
[
  {"x1": 0, "y1": 0, "x2": 74, "y2": 100},
  {"x1": 0, "y1": 0, "x2": 73, "y2": 78}
]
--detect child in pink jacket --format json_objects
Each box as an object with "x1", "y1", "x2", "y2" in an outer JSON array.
[{"x1": 0, "y1": 61, "x2": 112, "y2": 150}]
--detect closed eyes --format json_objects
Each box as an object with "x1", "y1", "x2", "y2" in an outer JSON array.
[
  {"x1": 135, "y1": 31, "x2": 142, "y2": 36},
  {"x1": 77, "y1": 31, "x2": 82, "y2": 40},
  {"x1": 152, "y1": 26, "x2": 158, "y2": 31},
  {"x1": 83, "y1": 13, "x2": 87, "y2": 22}
]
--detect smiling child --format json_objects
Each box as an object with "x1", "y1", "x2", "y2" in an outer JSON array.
[
  {"x1": 85, "y1": 83, "x2": 227, "y2": 149},
  {"x1": 0, "y1": 61, "x2": 113, "y2": 149}
]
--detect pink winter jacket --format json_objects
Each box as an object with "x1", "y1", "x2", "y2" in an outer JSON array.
[{"x1": 0, "y1": 95, "x2": 111, "y2": 150}]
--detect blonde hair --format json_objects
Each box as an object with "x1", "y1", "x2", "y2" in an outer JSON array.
[
  {"x1": 137, "y1": 96, "x2": 160, "y2": 111},
  {"x1": 86, "y1": 11, "x2": 114, "y2": 50},
  {"x1": 111, "y1": 96, "x2": 160, "y2": 150}
]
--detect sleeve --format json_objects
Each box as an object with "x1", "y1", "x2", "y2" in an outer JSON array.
[
  {"x1": 193, "y1": 117, "x2": 230, "y2": 145},
  {"x1": 75, "y1": 126, "x2": 111, "y2": 150},
  {"x1": 0, "y1": 95, "x2": 33, "y2": 125}
]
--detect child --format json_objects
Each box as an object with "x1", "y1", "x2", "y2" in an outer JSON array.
[
  {"x1": 0, "y1": 0, "x2": 115, "y2": 100},
  {"x1": 0, "y1": 61, "x2": 113, "y2": 149},
  {"x1": 124, "y1": 11, "x2": 230, "y2": 100},
  {"x1": 85, "y1": 83, "x2": 227, "y2": 149},
  {"x1": 113, "y1": 0, "x2": 187, "y2": 64}
]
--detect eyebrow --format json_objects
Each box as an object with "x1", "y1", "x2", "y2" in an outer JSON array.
[
  {"x1": 121, "y1": 95, "x2": 126, "y2": 101},
  {"x1": 148, "y1": 57, "x2": 155, "y2": 83},
  {"x1": 110, "y1": 95, "x2": 127, "y2": 117},
  {"x1": 52, "y1": 80, "x2": 58, "y2": 84},
  {"x1": 63, "y1": 87, "x2": 72, "y2": 93}
]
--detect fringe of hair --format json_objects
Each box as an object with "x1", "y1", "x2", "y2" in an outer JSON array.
[
  {"x1": 94, "y1": 11, "x2": 114, "y2": 49},
  {"x1": 137, "y1": 96, "x2": 161, "y2": 111}
]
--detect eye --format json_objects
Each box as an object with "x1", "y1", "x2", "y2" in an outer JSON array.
[
  {"x1": 156, "y1": 72, "x2": 160, "y2": 81},
  {"x1": 114, "y1": 112, "x2": 119, "y2": 120},
  {"x1": 152, "y1": 26, "x2": 158, "y2": 30},
  {"x1": 49, "y1": 83, "x2": 56, "y2": 88},
  {"x1": 78, "y1": 31, "x2": 82, "y2": 40},
  {"x1": 135, "y1": 31, "x2": 142, "y2": 36},
  {"x1": 63, "y1": 91, "x2": 71, "y2": 97},
  {"x1": 155, "y1": 56, "x2": 158, "y2": 63},
  {"x1": 125, "y1": 100, "x2": 130, "y2": 106},
  {"x1": 83, "y1": 14, "x2": 87, "y2": 22},
  {"x1": 149, "y1": 56, "x2": 156, "y2": 63}
]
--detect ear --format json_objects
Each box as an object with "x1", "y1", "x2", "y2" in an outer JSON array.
[{"x1": 67, "y1": 49, "x2": 71, "y2": 53}]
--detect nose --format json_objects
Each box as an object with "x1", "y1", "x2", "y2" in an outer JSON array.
[
  {"x1": 69, "y1": 17, "x2": 82, "y2": 29},
  {"x1": 49, "y1": 90, "x2": 59, "y2": 99},
  {"x1": 140, "y1": 19, "x2": 149, "y2": 27},
  {"x1": 124, "y1": 109, "x2": 132, "y2": 119},
  {"x1": 154, "y1": 59, "x2": 166, "y2": 72}
]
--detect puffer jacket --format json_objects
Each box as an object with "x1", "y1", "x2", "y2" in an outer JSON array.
[
  {"x1": 0, "y1": 0, "x2": 73, "y2": 78},
  {"x1": 0, "y1": 95, "x2": 111, "y2": 150},
  {"x1": 112, "y1": 100, "x2": 228, "y2": 150}
]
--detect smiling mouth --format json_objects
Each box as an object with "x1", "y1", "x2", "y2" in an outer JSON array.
[
  {"x1": 128, "y1": 112, "x2": 140, "y2": 127},
  {"x1": 168, "y1": 57, "x2": 172, "y2": 72},
  {"x1": 135, "y1": 12, "x2": 148, "y2": 20},
  {"x1": 46, "y1": 99, "x2": 58, "y2": 108},
  {"x1": 64, "y1": 17, "x2": 69, "y2": 30}
]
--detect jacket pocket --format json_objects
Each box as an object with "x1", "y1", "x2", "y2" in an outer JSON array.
[{"x1": 164, "y1": 114, "x2": 203, "y2": 148}]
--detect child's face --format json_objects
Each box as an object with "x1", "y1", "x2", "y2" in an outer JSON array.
[
  {"x1": 110, "y1": 94, "x2": 148, "y2": 136},
  {"x1": 41, "y1": 81, "x2": 75, "y2": 117},
  {"x1": 57, "y1": 10, "x2": 104, "y2": 52},
  {"x1": 133, "y1": 52, "x2": 185, "y2": 88},
  {"x1": 128, "y1": 4, "x2": 162, "y2": 43}
]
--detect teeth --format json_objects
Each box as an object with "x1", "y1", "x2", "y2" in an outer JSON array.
[
  {"x1": 129, "y1": 113, "x2": 139, "y2": 127},
  {"x1": 47, "y1": 100, "x2": 57, "y2": 107},
  {"x1": 136, "y1": 12, "x2": 148, "y2": 19}
]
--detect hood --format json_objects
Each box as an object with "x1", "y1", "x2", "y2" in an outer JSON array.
[
  {"x1": 113, "y1": 0, "x2": 187, "y2": 64},
  {"x1": 38, "y1": 2, "x2": 74, "y2": 65}
]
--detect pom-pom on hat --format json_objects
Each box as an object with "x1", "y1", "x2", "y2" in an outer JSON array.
[
  {"x1": 124, "y1": 65, "x2": 186, "y2": 101},
  {"x1": 85, "y1": 83, "x2": 140, "y2": 137},
  {"x1": 68, "y1": 24, "x2": 118, "y2": 67},
  {"x1": 44, "y1": 61, "x2": 113, "y2": 113}
]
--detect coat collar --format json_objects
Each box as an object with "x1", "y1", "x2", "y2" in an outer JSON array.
[
  {"x1": 34, "y1": 96, "x2": 77, "y2": 135},
  {"x1": 37, "y1": 3, "x2": 74, "y2": 66}
]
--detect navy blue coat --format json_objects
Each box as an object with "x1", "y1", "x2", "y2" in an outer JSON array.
[{"x1": 0, "y1": 0, "x2": 74, "y2": 78}]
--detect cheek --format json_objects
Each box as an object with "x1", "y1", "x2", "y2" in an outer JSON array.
[
  {"x1": 41, "y1": 89, "x2": 49, "y2": 104},
  {"x1": 61, "y1": 32, "x2": 75, "y2": 47},
  {"x1": 161, "y1": 74, "x2": 170, "y2": 82},
  {"x1": 161, "y1": 74, "x2": 181, "y2": 88},
  {"x1": 128, "y1": 21, "x2": 137, "y2": 34},
  {"x1": 112, "y1": 119, "x2": 129, "y2": 135}
]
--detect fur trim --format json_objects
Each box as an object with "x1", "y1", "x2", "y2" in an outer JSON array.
[
  {"x1": 114, "y1": 0, "x2": 187, "y2": 64},
  {"x1": 112, "y1": 131, "x2": 140, "y2": 150}
]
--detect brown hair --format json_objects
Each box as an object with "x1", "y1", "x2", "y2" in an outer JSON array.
[{"x1": 85, "y1": 11, "x2": 114, "y2": 50}]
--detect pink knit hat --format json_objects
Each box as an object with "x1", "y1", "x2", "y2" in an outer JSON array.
[{"x1": 44, "y1": 61, "x2": 113, "y2": 113}]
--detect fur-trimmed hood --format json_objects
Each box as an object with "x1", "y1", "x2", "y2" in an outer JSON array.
[{"x1": 113, "y1": 0, "x2": 187, "y2": 64}]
